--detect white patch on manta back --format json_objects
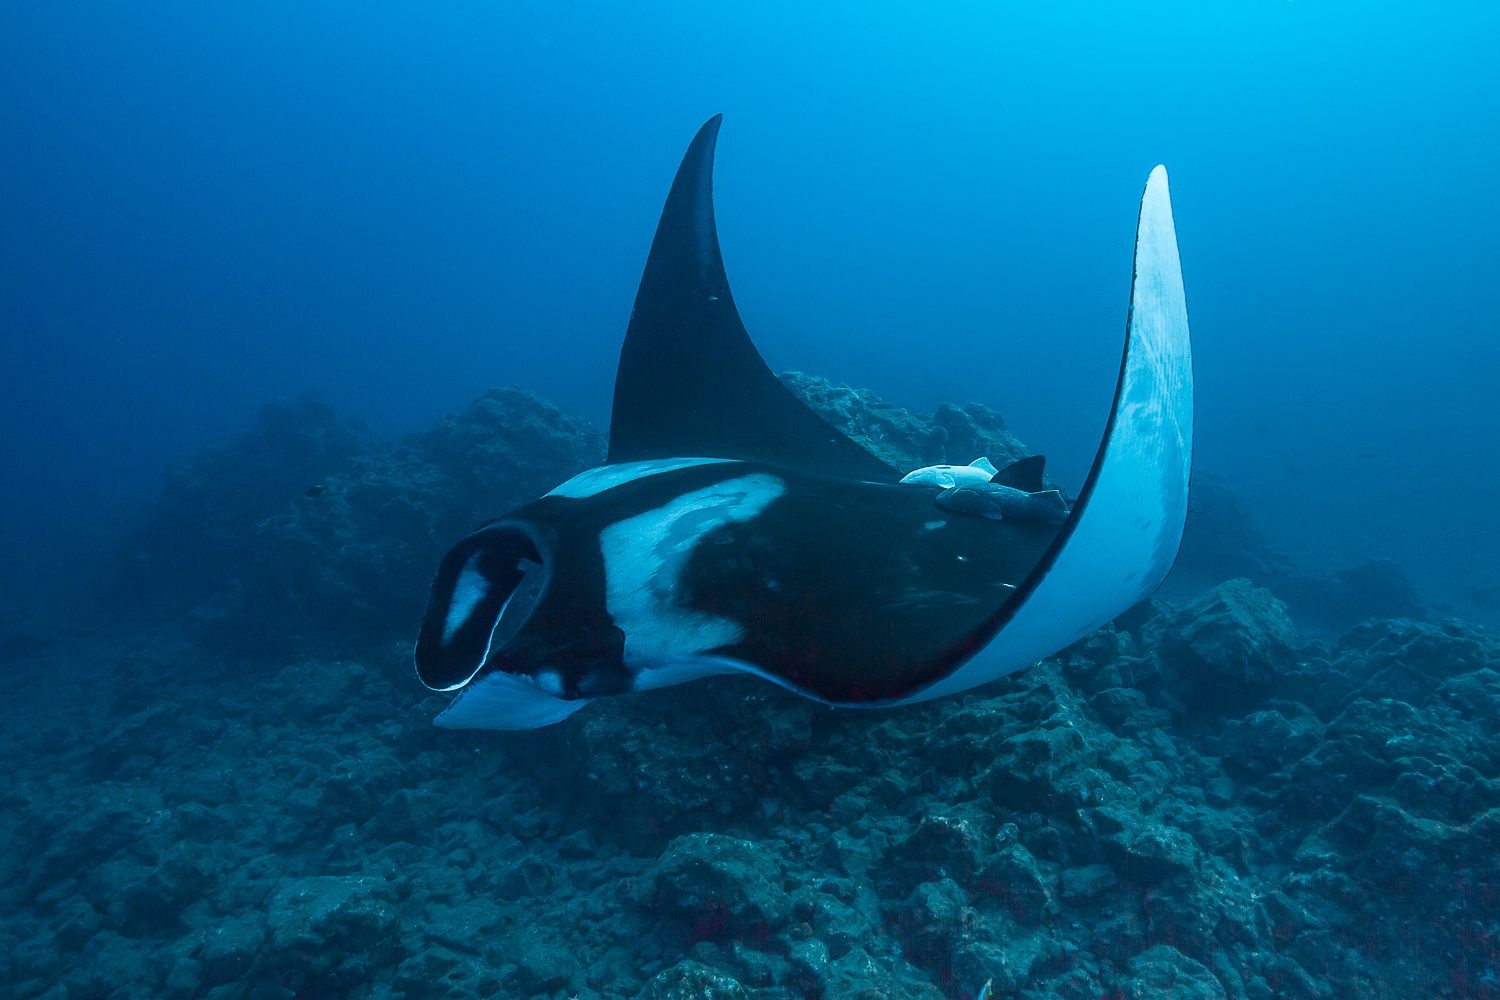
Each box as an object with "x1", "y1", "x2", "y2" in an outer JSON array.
[
  {"x1": 547, "y1": 458, "x2": 738, "y2": 499},
  {"x1": 601, "y1": 473, "x2": 785, "y2": 660}
]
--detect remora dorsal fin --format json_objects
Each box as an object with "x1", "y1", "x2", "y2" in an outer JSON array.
[
  {"x1": 607, "y1": 116, "x2": 898, "y2": 482},
  {"x1": 969, "y1": 457, "x2": 999, "y2": 476},
  {"x1": 992, "y1": 455, "x2": 1046, "y2": 492}
]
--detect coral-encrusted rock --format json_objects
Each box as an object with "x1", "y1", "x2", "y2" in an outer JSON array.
[
  {"x1": 633, "y1": 834, "x2": 792, "y2": 939},
  {"x1": 977, "y1": 843, "x2": 1056, "y2": 925},
  {"x1": 507, "y1": 929, "x2": 585, "y2": 996},
  {"x1": 115, "y1": 395, "x2": 386, "y2": 608},
  {"x1": 780, "y1": 372, "x2": 1034, "y2": 475},
  {"x1": 265, "y1": 876, "x2": 398, "y2": 991},
  {"x1": 235, "y1": 386, "x2": 605, "y2": 652},
  {"x1": 987, "y1": 722, "x2": 1099, "y2": 812},
  {"x1": 1089, "y1": 805, "x2": 1203, "y2": 883},
  {"x1": 1162, "y1": 578, "x2": 1298, "y2": 684},
  {"x1": 197, "y1": 913, "x2": 267, "y2": 985},
  {"x1": 887, "y1": 878, "x2": 972, "y2": 969},
  {"x1": 880, "y1": 810, "x2": 989, "y2": 892},
  {"x1": 1121, "y1": 945, "x2": 1227, "y2": 1000},
  {"x1": 1060, "y1": 863, "x2": 1119, "y2": 901},
  {"x1": 640, "y1": 959, "x2": 750, "y2": 1000},
  {"x1": 1221, "y1": 708, "x2": 1325, "y2": 780}
]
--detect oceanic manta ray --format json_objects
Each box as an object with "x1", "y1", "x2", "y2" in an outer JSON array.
[{"x1": 414, "y1": 116, "x2": 1193, "y2": 730}]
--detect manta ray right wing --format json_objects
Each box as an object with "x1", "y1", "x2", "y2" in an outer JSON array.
[{"x1": 909, "y1": 165, "x2": 1193, "y2": 703}]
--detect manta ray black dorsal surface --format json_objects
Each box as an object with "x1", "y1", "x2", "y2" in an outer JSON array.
[{"x1": 607, "y1": 116, "x2": 898, "y2": 483}]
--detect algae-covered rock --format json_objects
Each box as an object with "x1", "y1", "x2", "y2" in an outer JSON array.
[
  {"x1": 634, "y1": 833, "x2": 792, "y2": 938},
  {"x1": 1059, "y1": 863, "x2": 1118, "y2": 900},
  {"x1": 1221, "y1": 708, "x2": 1325, "y2": 780},
  {"x1": 824, "y1": 948, "x2": 946, "y2": 1000},
  {"x1": 119, "y1": 840, "x2": 221, "y2": 929},
  {"x1": 14, "y1": 371, "x2": 1500, "y2": 1000},
  {"x1": 115, "y1": 396, "x2": 387, "y2": 610},
  {"x1": 887, "y1": 878, "x2": 971, "y2": 969},
  {"x1": 197, "y1": 913, "x2": 267, "y2": 985},
  {"x1": 640, "y1": 959, "x2": 751, "y2": 1000},
  {"x1": 1122, "y1": 945, "x2": 1227, "y2": 1000},
  {"x1": 977, "y1": 843, "x2": 1055, "y2": 925},
  {"x1": 265, "y1": 875, "x2": 398, "y2": 990},
  {"x1": 880, "y1": 810, "x2": 989, "y2": 893},
  {"x1": 1163, "y1": 578, "x2": 1298, "y2": 684},
  {"x1": 508, "y1": 929, "x2": 585, "y2": 995},
  {"x1": 780, "y1": 371, "x2": 1034, "y2": 475},
  {"x1": 238, "y1": 386, "x2": 604, "y2": 652},
  {"x1": 1090, "y1": 804, "x2": 1203, "y2": 883}
]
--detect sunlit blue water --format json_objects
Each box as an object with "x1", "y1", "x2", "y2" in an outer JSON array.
[{"x1": 1, "y1": 0, "x2": 1496, "y2": 608}]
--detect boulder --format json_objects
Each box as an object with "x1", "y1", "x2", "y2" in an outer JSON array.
[
  {"x1": 880, "y1": 810, "x2": 988, "y2": 892},
  {"x1": 265, "y1": 876, "x2": 398, "y2": 991},
  {"x1": 887, "y1": 878, "x2": 971, "y2": 968},
  {"x1": 977, "y1": 844, "x2": 1055, "y2": 924},
  {"x1": 633, "y1": 834, "x2": 792, "y2": 940},
  {"x1": 1221, "y1": 709, "x2": 1325, "y2": 780},
  {"x1": 1121, "y1": 945, "x2": 1227, "y2": 1000},
  {"x1": 1162, "y1": 578, "x2": 1298, "y2": 684},
  {"x1": 197, "y1": 913, "x2": 268, "y2": 985},
  {"x1": 639, "y1": 959, "x2": 750, "y2": 1000},
  {"x1": 1060, "y1": 863, "x2": 1119, "y2": 901}
]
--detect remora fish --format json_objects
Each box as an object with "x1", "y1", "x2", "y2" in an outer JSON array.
[{"x1": 414, "y1": 116, "x2": 1192, "y2": 730}]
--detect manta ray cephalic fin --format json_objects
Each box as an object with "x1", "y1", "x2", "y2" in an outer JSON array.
[
  {"x1": 606, "y1": 116, "x2": 899, "y2": 483},
  {"x1": 909, "y1": 165, "x2": 1193, "y2": 704}
]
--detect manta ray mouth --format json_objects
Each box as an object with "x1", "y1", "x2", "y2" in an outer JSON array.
[{"x1": 414, "y1": 523, "x2": 548, "y2": 692}]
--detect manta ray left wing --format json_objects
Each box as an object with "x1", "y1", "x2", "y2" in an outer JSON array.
[{"x1": 608, "y1": 115, "x2": 899, "y2": 483}]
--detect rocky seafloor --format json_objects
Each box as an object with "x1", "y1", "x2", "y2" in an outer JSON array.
[{"x1": 2, "y1": 377, "x2": 1496, "y2": 1000}]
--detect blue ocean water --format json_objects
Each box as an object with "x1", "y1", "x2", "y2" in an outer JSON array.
[
  {"x1": 3, "y1": 4, "x2": 1500, "y2": 1000},
  {"x1": 2, "y1": 0, "x2": 1496, "y2": 608}
]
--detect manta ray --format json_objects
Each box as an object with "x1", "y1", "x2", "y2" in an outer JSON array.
[{"x1": 413, "y1": 116, "x2": 1192, "y2": 730}]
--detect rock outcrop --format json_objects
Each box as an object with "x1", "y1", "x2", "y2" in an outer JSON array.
[{"x1": 23, "y1": 376, "x2": 1484, "y2": 1000}]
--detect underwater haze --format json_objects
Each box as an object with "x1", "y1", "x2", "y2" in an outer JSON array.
[
  {"x1": 2, "y1": 0, "x2": 1497, "y2": 608},
  {"x1": 5, "y1": 4, "x2": 1500, "y2": 1000}
]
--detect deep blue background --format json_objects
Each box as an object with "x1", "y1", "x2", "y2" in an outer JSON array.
[{"x1": 2, "y1": 1, "x2": 1496, "y2": 607}]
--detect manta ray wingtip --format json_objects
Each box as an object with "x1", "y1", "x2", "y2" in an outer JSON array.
[{"x1": 1143, "y1": 165, "x2": 1172, "y2": 208}]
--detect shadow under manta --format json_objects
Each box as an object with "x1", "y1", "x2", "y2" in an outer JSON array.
[{"x1": 413, "y1": 116, "x2": 1194, "y2": 730}]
